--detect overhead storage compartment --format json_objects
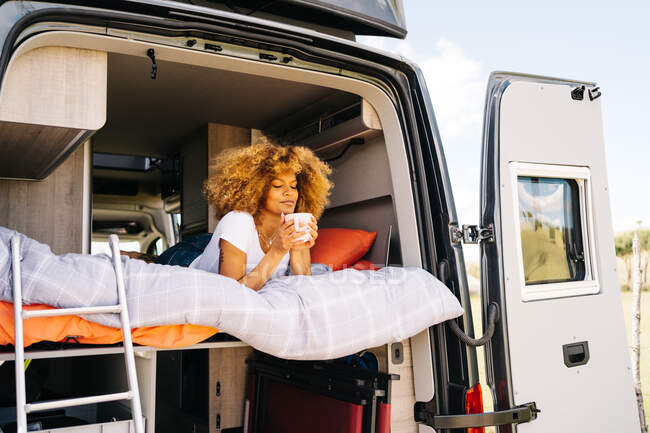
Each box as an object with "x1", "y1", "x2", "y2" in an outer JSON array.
[
  {"x1": 0, "y1": 46, "x2": 107, "y2": 180},
  {"x1": 266, "y1": 98, "x2": 382, "y2": 159}
]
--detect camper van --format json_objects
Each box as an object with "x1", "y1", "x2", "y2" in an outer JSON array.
[{"x1": 0, "y1": 1, "x2": 641, "y2": 432}]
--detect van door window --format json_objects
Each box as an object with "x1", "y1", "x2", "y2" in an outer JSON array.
[
  {"x1": 510, "y1": 162, "x2": 598, "y2": 301},
  {"x1": 517, "y1": 176, "x2": 585, "y2": 284}
]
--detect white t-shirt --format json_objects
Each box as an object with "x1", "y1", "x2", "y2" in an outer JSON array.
[{"x1": 189, "y1": 211, "x2": 290, "y2": 278}]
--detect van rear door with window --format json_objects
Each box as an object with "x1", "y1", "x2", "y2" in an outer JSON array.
[{"x1": 480, "y1": 73, "x2": 640, "y2": 432}]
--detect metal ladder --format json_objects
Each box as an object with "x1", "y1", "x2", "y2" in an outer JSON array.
[{"x1": 11, "y1": 234, "x2": 145, "y2": 433}]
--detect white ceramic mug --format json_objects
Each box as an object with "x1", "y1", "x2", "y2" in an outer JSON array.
[{"x1": 284, "y1": 212, "x2": 313, "y2": 242}]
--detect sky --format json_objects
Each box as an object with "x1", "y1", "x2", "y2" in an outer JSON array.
[{"x1": 358, "y1": 0, "x2": 649, "y2": 240}]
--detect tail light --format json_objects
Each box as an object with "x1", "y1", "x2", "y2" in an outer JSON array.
[{"x1": 465, "y1": 382, "x2": 485, "y2": 433}]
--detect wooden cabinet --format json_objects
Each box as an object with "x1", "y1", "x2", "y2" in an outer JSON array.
[
  {"x1": 154, "y1": 344, "x2": 252, "y2": 433},
  {"x1": 0, "y1": 47, "x2": 106, "y2": 180},
  {"x1": 0, "y1": 142, "x2": 89, "y2": 254}
]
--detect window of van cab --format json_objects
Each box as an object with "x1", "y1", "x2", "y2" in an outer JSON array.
[
  {"x1": 511, "y1": 163, "x2": 598, "y2": 300},
  {"x1": 92, "y1": 240, "x2": 141, "y2": 255}
]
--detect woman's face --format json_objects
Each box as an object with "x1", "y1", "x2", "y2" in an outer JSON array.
[{"x1": 263, "y1": 171, "x2": 298, "y2": 215}]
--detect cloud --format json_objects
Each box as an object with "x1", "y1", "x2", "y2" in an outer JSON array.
[
  {"x1": 409, "y1": 39, "x2": 485, "y2": 141},
  {"x1": 517, "y1": 181, "x2": 565, "y2": 215},
  {"x1": 358, "y1": 37, "x2": 484, "y2": 141}
]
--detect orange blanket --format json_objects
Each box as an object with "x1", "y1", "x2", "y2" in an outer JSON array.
[{"x1": 0, "y1": 302, "x2": 219, "y2": 348}]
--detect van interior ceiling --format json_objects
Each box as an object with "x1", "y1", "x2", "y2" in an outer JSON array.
[{"x1": 91, "y1": 52, "x2": 402, "y2": 267}]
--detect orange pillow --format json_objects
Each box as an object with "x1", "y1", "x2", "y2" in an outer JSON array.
[
  {"x1": 311, "y1": 228, "x2": 377, "y2": 271},
  {"x1": 350, "y1": 259, "x2": 380, "y2": 271}
]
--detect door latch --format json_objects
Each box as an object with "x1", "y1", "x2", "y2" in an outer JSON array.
[
  {"x1": 571, "y1": 85, "x2": 585, "y2": 100},
  {"x1": 449, "y1": 223, "x2": 494, "y2": 245},
  {"x1": 571, "y1": 85, "x2": 601, "y2": 101},
  {"x1": 588, "y1": 86, "x2": 601, "y2": 100}
]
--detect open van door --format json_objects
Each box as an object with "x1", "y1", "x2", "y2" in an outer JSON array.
[{"x1": 479, "y1": 72, "x2": 640, "y2": 432}]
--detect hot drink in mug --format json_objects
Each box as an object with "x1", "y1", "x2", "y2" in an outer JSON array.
[{"x1": 284, "y1": 212, "x2": 313, "y2": 242}]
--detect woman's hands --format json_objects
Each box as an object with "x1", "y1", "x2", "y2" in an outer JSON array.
[
  {"x1": 227, "y1": 214, "x2": 318, "y2": 290},
  {"x1": 289, "y1": 215, "x2": 318, "y2": 251},
  {"x1": 287, "y1": 215, "x2": 317, "y2": 276},
  {"x1": 269, "y1": 214, "x2": 319, "y2": 254}
]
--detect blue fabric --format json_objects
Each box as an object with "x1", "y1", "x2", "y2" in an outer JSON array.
[
  {"x1": 341, "y1": 352, "x2": 379, "y2": 370},
  {"x1": 154, "y1": 233, "x2": 213, "y2": 267}
]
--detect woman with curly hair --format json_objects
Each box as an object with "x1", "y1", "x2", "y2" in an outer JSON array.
[{"x1": 189, "y1": 139, "x2": 333, "y2": 290}]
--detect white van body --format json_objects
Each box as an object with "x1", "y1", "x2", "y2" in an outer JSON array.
[{"x1": 0, "y1": 2, "x2": 640, "y2": 433}]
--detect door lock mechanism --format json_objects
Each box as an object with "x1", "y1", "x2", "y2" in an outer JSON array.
[{"x1": 449, "y1": 224, "x2": 494, "y2": 245}]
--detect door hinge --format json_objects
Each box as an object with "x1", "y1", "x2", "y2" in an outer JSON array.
[
  {"x1": 414, "y1": 401, "x2": 540, "y2": 429},
  {"x1": 449, "y1": 223, "x2": 494, "y2": 245}
]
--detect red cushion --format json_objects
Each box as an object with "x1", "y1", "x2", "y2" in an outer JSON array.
[
  {"x1": 311, "y1": 228, "x2": 376, "y2": 271},
  {"x1": 350, "y1": 259, "x2": 379, "y2": 271}
]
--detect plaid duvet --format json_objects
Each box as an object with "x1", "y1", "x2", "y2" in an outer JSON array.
[{"x1": 0, "y1": 227, "x2": 463, "y2": 360}]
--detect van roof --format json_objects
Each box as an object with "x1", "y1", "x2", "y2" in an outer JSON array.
[{"x1": 165, "y1": 0, "x2": 407, "y2": 38}]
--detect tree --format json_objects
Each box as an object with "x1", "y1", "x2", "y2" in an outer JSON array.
[
  {"x1": 615, "y1": 230, "x2": 650, "y2": 290},
  {"x1": 615, "y1": 232, "x2": 634, "y2": 256},
  {"x1": 632, "y1": 228, "x2": 648, "y2": 432}
]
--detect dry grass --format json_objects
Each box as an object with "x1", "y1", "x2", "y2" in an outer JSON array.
[
  {"x1": 617, "y1": 253, "x2": 650, "y2": 291},
  {"x1": 520, "y1": 228, "x2": 570, "y2": 283}
]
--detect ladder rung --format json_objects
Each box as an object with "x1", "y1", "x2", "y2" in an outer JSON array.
[
  {"x1": 25, "y1": 391, "x2": 133, "y2": 413},
  {"x1": 23, "y1": 305, "x2": 121, "y2": 319}
]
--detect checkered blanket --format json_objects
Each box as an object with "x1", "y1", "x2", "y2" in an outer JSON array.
[{"x1": 0, "y1": 227, "x2": 463, "y2": 360}]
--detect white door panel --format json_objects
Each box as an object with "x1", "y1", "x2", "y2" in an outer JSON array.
[{"x1": 482, "y1": 75, "x2": 639, "y2": 432}]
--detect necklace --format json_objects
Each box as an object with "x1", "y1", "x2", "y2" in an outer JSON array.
[{"x1": 257, "y1": 228, "x2": 274, "y2": 250}]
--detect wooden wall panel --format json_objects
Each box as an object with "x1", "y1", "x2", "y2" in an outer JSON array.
[
  {"x1": 0, "y1": 121, "x2": 85, "y2": 179},
  {"x1": 0, "y1": 144, "x2": 86, "y2": 254},
  {"x1": 207, "y1": 123, "x2": 251, "y2": 232},
  {"x1": 0, "y1": 46, "x2": 106, "y2": 130},
  {"x1": 390, "y1": 338, "x2": 418, "y2": 433},
  {"x1": 208, "y1": 346, "x2": 253, "y2": 432}
]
